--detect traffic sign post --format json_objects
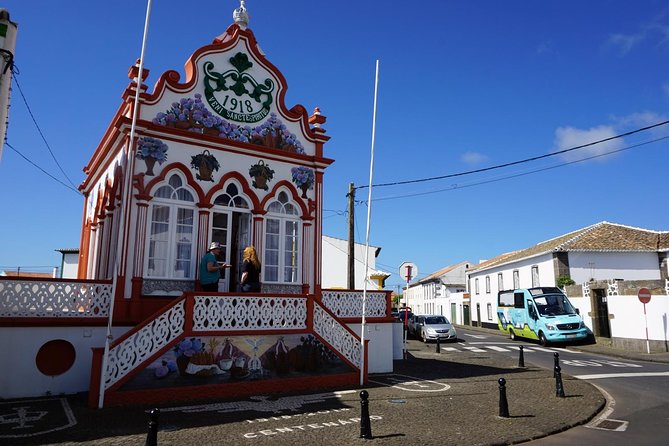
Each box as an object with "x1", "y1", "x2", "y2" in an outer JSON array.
[
  {"x1": 399, "y1": 262, "x2": 418, "y2": 359},
  {"x1": 638, "y1": 288, "x2": 652, "y2": 354}
]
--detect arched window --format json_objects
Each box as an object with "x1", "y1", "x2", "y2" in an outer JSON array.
[
  {"x1": 146, "y1": 173, "x2": 197, "y2": 279},
  {"x1": 264, "y1": 190, "x2": 300, "y2": 283}
]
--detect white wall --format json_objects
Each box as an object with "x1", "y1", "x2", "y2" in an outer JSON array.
[
  {"x1": 347, "y1": 322, "x2": 393, "y2": 373},
  {"x1": 0, "y1": 326, "x2": 128, "y2": 399},
  {"x1": 568, "y1": 252, "x2": 661, "y2": 283},
  {"x1": 321, "y1": 235, "x2": 379, "y2": 290}
]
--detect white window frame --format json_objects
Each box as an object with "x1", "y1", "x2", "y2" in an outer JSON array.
[
  {"x1": 513, "y1": 270, "x2": 520, "y2": 289},
  {"x1": 145, "y1": 173, "x2": 197, "y2": 280},
  {"x1": 263, "y1": 190, "x2": 301, "y2": 284},
  {"x1": 485, "y1": 275, "x2": 491, "y2": 294},
  {"x1": 498, "y1": 273, "x2": 504, "y2": 291},
  {"x1": 531, "y1": 265, "x2": 540, "y2": 287},
  {"x1": 475, "y1": 278, "x2": 480, "y2": 295}
]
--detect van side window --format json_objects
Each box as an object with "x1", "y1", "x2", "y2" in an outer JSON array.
[
  {"x1": 514, "y1": 292, "x2": 524, "y2": 308},
  {"x1": 527, "y1": 301, "x2": 538, "y2": 320}
]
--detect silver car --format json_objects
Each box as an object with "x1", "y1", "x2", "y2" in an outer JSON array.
[{"x1": 414, "y1": 315, "x2": 457, "y2": 343}]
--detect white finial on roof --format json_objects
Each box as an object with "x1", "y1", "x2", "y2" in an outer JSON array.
[{"x1": 233, "y1": 0, "x2": 250, "y2": 29}]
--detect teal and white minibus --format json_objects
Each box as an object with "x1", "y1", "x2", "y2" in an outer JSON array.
[{"x1": 497, "y1": 287, "x2": 590, "y2": 345}]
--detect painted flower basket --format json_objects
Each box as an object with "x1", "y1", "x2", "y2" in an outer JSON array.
[
  {"x1": 136, "y1": 136, "x2": 168, "y2": 176},
  {"x1": 190, "y1": 150, "x2": 220, "y2": 182},
  {"x1": 291, "y1": 166, "x2": 315, "y2": 198},
  {"x1": 248, "y1": 160, "x2": 275, "y2": 190}
]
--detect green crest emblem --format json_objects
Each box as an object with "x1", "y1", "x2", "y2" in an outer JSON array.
[{"x1": 203, "y1": 52, "x2": 274, "y2": 123}]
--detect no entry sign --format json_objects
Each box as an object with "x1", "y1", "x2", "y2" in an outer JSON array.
[
  {"x1": 638, "y1": 287, "x2": 651, "y2": 304},
  {"x1": 399, "y1": 262, "x2": 418, "y2": 282}
]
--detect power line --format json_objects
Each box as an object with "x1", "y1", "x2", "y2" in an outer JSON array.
[
  {"x1": 368, "y1": 135, "x2": 668, "y2": 203},
  {"x1": 11, "y1": 72, "x2": 80, "y2": 191},
  {"x1": 355, "y1": 120, "x2": 669, "y2": 190},
  {"x1": 4, "y1": 142, "x2": 80, "y2": 194}
]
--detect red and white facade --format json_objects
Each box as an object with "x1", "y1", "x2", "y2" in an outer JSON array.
[{"x1": 0, "y1": 5, "x2": 394, "y2": 407}]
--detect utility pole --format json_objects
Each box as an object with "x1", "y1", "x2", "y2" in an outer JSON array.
[{"x1": 347, "y1": 183, "x2": 355, "y2": 289}]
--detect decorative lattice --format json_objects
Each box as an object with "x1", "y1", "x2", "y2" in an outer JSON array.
[
  {"x1": 320, "y1": 290, "x2": 388, "y2": 318},
  {"x1": 105, "y1": 301, "x2": 185, "y2": 389},
  {"x1": 0, "y1": 279, "x2": 112, "y2": 317},
  {"x1": 607, "y1": 280, "x2": 619, "y2": 297},
  {"x1": 191, "y1": 295, "x2": 307, "y2": 331},
  {"x1": 313, "y1": 303, "x2": 361, "y2": 368}
]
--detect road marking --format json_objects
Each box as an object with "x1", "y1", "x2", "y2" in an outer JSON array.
[
  {"x1": 369, "y1": 374, "x2": 451, "y2": 392},
  {"x1": 486, "y1": 346, "x2": 510, "y2": 352},
  {"x1": 462, "y1": 346, "x2": 486, "y2": 352},
  {"x1": 441, "y1": 347, "x2": 459, "y2": 352},
  {"x1": 462, "y1": 334, "x2": 488, "y2": 339},
  {"x1": 574, "y1": 371, "x2": 669, "y2": 379}
]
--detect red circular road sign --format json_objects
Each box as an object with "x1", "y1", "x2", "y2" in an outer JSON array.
[{"x1": 638, "y1": 287, "x2": 651, "y2": 304}]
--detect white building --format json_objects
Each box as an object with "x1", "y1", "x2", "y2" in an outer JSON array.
[
  {"x1": 467, "y1": 222, "x2": 669, "y2": 351},
  {"x1": 321, "y1": 235, "x2": 388, "y2": 290},
  {"x1": 404, "y1": 261, "x2": 471, "y2": 323}
]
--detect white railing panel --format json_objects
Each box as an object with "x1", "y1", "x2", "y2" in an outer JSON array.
[
  {"x1": 192, "y1": 295, "x2": 307, "y2": 331},
  {"x1": 313, "y1": 303, "x2": 361, "y2": 368},
  {"x1": 0, "y1": 279, "x2": 112, "y2": 318},
  {"x1": 105, "y1": 301, "x2": 185, "y2": 389},
  {"x1": 321, "y1": 290, "x2": 387, "y2": 318}
]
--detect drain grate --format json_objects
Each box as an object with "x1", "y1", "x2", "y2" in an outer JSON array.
[{"x1": 590, "y1": 419, "x2": 628, "y2": 431}]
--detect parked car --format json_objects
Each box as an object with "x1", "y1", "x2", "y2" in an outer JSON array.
[
  {"x1": 411, "y1": 314, "x2": 457, "y2": 343},
  {"x1": 397, "y1": 308, "x2": 413, "y2": 326}
]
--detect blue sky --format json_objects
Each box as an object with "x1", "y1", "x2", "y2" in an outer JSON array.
[{"x1": 1, "y1": 1, "x2": 668, "y2": 292}]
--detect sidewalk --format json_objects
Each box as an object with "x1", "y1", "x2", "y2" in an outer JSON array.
[{"x1": 3, "y1": 337, "x2": 606, "y2": 446}]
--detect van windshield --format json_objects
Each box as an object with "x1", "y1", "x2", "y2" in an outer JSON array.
[{"x1": 533, "y1": 294, "x2": 576, "y2": 316}]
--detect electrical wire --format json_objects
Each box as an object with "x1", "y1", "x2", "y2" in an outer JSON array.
[
  {"x1": 11, "y1": 72, "x2": 81, "y2": 191},
  {"x1": 4, "y1": 142, "x2": 80, "y2": 194},
  {"x1": 355, "y1": 120, "x2": 669, "y2": 190},
  {"x1": 363, "y1": 135, "x2": 668, "y2": 203}
]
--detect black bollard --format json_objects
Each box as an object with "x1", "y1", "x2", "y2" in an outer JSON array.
[
  {"x1": 518, "y1": 345, "x2": 525, "y2": 368},
  {"x1": 555, "y1": 365, "x2": 565, "y2": 398},
  {"x1": 359, "y1": 390, "x2": 373, "y2": 439},
  {"x1": 145, "y1": 408, "x2": 160, "y2": 446},
  {"x1": 498, "y1": 378, "x2": 509, "y2": 417},
  {"x1": 553, "y1": 352, "x2": 560, "y2": 377},
  {"x1": 436, "y1": 337, "x2": 441, "y2": 353}
]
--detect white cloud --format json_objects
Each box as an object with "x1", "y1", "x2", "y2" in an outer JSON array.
[
  {"x1": 461, "y1": 151, "x2": 488, "y2": 165},
  {"x1": 553, "y1": 125, "x2": 623, "y2": 162},
  {"x1": 608, "y1": 32, "x2": 645, "y2": 55}
]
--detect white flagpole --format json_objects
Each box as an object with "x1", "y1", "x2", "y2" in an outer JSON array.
[
  {"x1": 360, "y1": 60, "x2": 380, "y2": 386},
  {"x1": 98, "y1": 0, "x2": 153, "y2": 409}
]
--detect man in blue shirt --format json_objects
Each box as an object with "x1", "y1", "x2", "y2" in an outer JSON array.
[{"x1": 199, "y1": 242, "x2": 229, "y2": 292}]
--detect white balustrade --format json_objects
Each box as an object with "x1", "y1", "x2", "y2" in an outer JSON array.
[
  {"x1": 105, "y1": 300, "x2": 185, "y2": 389},
  {"x1": 0, "y1": 279, "x2": 112, "y2": 318},
  {"x1": 192, "y1": 295, "x2": 307, "y2": 331},
  {"x1": 321, "y1": 290, "x2": 388, "y2": 318},
  {"x1": 313, "y1": 303, "x2": 362, "y2": 367}
]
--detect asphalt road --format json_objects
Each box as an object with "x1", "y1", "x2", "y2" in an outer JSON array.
[{"x1": 452, "y1": 326, "x2": 669, "y2": 446}]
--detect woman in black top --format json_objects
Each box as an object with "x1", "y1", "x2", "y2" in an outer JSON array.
[{"x1": 240, "y1": 246, "x2": 261, "y2": 292}]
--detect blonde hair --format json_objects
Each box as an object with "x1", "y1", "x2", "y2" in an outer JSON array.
[{"x1": 243, "y1": 246, "x2": 260, "y2": 269}]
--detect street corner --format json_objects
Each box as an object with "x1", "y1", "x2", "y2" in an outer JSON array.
[{"x1": 0, "y1": 398, "x2": 77, "y2": 440}]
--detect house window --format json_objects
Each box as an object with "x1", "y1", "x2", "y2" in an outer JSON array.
[
  {"x1": 513, "y1": 270, "x2": 520, "y2": 289},
  {"x1": 532, "y1": 266, "x2": 540, "y2": 287},
  {"x1": 485, "y1": 276, "x2": 491, "y2": 294},
  {"x1": 475, "y1": 278, "x2": 479, "y2": 295},
  {"x1": 146, "y1": 174, "x2": 196, "y2": 279},
  {"x1": 487, "y1": 303, "x2": 492, "y2": 321},
  {"x1": 264, "y1": 191, "x2": 300, "y2": 283},
  {"x1": 498, "y1": 273, "x2": 504, "y2": 291}
]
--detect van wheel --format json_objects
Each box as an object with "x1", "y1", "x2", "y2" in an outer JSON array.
[
  {"x1": 509, "y1": 329, "x2": 516, "y2": 341},
  {"x1": 539, "y1": 332, "x2": 548, "y2": 346}
]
